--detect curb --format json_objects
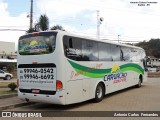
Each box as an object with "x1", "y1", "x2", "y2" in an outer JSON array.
[
  {"x1": 0, "y1": 93, "x2": 17, "y2": 99},
  {"x1": 0, "y1": 102, "x2": 36, "y2": 111}
]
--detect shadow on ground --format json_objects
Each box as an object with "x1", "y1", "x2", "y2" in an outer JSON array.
[{"x1": 23, "y1": 85, "x2": 144, "y2": 111}]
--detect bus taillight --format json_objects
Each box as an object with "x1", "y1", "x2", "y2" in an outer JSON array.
[
  {"x1": 32, "y1": 62, "x2": 38, "y2": 64},
  {"x1": 56, "y1": 80, "x2": 63, "y2": 90},
  {"x1": 32, "y1": 32, "x2": 39, "y2": 35}
]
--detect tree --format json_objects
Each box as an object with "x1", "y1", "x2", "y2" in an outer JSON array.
[
  {"x1": 26, "y1": 28, "x2": 36, "y2": 33},
  {"x1": 39, "y1": 14, "x2": 49, "y2": 31},
  {"x1": 51, "y1": 25, "x2": 65, "y2": 31},
  {"x1": 136, "y1": 39, "x2": 160, "y2": 58},
  {"x1": 26, "y1": 14, "x2": 49, "y2": 33},
  {"x1": 6, "y1": 64, "x2": 15, "y2": 73}
]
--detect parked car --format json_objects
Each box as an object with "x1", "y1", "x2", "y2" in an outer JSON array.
[
  {"x1": 0, "y1": 69, "x2": 13, "y2": 80},
  {"x1": 157, "y1": 67, "x2": 160, "y2": 72}
]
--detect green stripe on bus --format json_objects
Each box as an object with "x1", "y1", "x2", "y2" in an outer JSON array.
[
  {"x1": 68, "y1": 60, "x2": 144, "y2": 78},
  {"x1": 120, "y1": 63, "x2": 144, "y2": 74}
]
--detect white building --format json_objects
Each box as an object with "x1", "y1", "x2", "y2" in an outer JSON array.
[
  {"x1": 0, "y1": 41, "x2": 17, "y2": 69},
  {"x1": 147, "y1": 56, "x2": 160, "y2": 72}
]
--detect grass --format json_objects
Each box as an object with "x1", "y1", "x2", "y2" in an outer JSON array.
[
  {"x1": 0, "y1": 90, "x2": 17, "y2": 95},
  {"x1": 0, "y1": 82, "x2": 17, "y2": 87},
  {"x1": 0, "y1": 81, "x2": 18, "y2": 95}
]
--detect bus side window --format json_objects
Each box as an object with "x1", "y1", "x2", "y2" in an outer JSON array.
[
  {"x1": 110, "y1": 45, "x2": 121, "y2": 61},
  {"x1": 120, "y1": 48, "x2": 124, "y2": 61},
  {"x1": 63, "y1": 36, "x2": 82, "y2": 61},
  {"x1": 98, "y1": 42, "x2": 112, "y2": 61},
  {"x1": 63, "y1": 36, "x2": 68, "y2": 56},
  {"x1": 69, "y1": 38, "x2": 73, "y2": 48},
  {"x1": 129, "y1": 48, "x2": 137, "y2": 62},
  {"x1": 121, "y1": 47, "x2": 131, "y2": 61},
  {"x1": 82, "y1": 40, "x2": 98, "y2": 61}
]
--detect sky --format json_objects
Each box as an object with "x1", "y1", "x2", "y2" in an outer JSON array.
[{"x1": 0, "y1": 0, "x2": 160, "y2": 50}]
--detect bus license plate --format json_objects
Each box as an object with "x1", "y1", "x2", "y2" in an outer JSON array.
[{"x1": 32, "y1": 89, "x2": 40, "y2": 94}]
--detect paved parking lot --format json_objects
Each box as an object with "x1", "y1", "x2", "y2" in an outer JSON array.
[
  {"x1": 0, "y1": 79, "x2": 17, "y2": 82},
  {"x1": 0, "y1": 78, "x2": 159, "y2": 120},
  {"x1": 6, "y1": 78, "x2": 159, "y2": 112}
]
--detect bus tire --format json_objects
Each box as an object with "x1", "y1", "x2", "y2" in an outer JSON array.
[
  {"x1": 136, "y1": 78, "x2": 142, "y2": 88},
  {"x1": 94, "y1": 83, "x2": 104, "y2": 102}
]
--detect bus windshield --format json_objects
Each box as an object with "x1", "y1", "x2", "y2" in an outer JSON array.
[{"x1": 19, "y1": 32, "x2": 56, "y2": 55}]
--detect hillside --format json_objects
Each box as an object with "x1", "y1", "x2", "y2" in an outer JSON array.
[{"x1": 136, "y1": 39, "x2": 160, "y2": 58}]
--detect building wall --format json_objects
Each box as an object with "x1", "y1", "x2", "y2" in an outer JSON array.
[
  {"x1": 0, "y1": 41, "x2": 15, "y2": 55},
  {"x1": 0, "y1": 41, "x2": 17, "y2": 78}
]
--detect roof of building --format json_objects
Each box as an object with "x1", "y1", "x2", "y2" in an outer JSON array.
[{"x1": 0, "y1": 59, "x2": 17, "y2": 63}]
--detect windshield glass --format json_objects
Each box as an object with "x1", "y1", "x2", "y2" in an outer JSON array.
[{"x1": 19, "y1": 32, "x2": 56, "y2": 55}]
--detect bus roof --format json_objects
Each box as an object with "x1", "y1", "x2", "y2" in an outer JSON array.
[
  {"x1": 55, "y1": 30, "x2": 144, "y2": 50},
  {"x1": 24, "y1": 30, "x2": 144, "y2": 50}
]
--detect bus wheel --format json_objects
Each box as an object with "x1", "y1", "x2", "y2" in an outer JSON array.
[
  {"x1": 136, "y1": 78, "x2": 142, "y2": 88},
  {"x1": 94, "y1": 83, "x2": 104, "y2": 102}
]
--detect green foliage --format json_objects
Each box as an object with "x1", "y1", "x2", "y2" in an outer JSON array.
[
  {"x1": 51, "y1": 25, "x2": 65, "y2": 31},
  {"x1": 6, "y1": 64, "x2": 15, "y2": 73},
  {"x1": 26, "y1": 28, "x2": 37, "y2": 33},
  {"x1": 26, "y1": 14, "x2": 49, "y2": 33},
  {"x1": 8, "y1": 83, "x2": 17, "y2": 91},
  {"x1": 136, "y1": 39, "x2": 160, "y2": 58},
  {"x1": 0, "y1": 90, "x2": 17, "y2": 95},
  {"x1": 39, "y1": 14, "x2": 49, "y2": 31},
  {"x1": 26, "y1": 14, "x2": 65, "y2": 32}
]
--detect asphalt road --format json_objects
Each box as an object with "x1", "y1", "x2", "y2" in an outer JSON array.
[
  {"x1": 0, "y1": 79, "x2": 17, "y2": 82},
  {"x1": 6, "y1": 78, "x2": 160, "y2": 112},
  {"x1": 1, "y1": 78, "x2": 159, "y2": 120}
]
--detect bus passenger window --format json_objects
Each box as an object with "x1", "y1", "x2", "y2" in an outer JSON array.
[
  {"x1": 82, "y1": 40, "x2": 98, "y2": 61},
  {"x1": 110, "y1": 45, "x2": 121, "y2": 61},
  {"x1": 63, "y1": 36, "x2": 82, "y2": 61},
  {"x1": 69, "y1": 38, "x2": 73, "y2": 48},
  {"x1": 98, "y1": 43, "x2": 112, "y2": 61},
  {"x1": 121, "y1": 47, "x2": 131, "y2": 61}
]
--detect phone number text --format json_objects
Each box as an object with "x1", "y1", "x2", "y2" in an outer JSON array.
[
  {"x1": 20, "y1": 74, "x2": 54, "y2": 80},
  {"x1": 23, "y1": 68, "x2": 54, "y2": 74}
]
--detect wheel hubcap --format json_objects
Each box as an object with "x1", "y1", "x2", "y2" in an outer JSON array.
[{"x1": 96, "y1": 86, "x2": 102, "y2": 98}]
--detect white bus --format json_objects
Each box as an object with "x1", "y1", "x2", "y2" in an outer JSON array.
[{"x1": 17, "y1": 30, "x2": 147, "y2": 105}]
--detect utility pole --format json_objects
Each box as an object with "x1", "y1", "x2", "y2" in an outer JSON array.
[
  {"x1": 118, "y1": 35, "x2": 120, "y2": 43},
  {"x1": 30, "y1": 0, "x2": 33, "y2": 29},
  {"x1": 97, "y1": 10, "x2": 100, "y2": 40},
  {"x1": 97, "y1": 10, "x2": 104, "y2": 40}
]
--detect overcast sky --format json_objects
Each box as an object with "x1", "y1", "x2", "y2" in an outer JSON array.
[{"x1": 0, "y1": 0, "x2": 160, "y2": 49}]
